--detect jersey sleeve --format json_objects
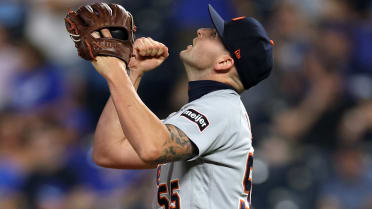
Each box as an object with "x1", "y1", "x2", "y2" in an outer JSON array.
[{"x1": 163, "y1": 102, "x2": 229, "y2": 160}]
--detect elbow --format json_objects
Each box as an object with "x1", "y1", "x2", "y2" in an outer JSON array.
[
  {"x1": 137, "y1": 129, "x2": 169, "y2": 164},
  {"x1": 92, "y1": 148, "x2": 111, "y2": 168},
  {"x1": 92, "y1": 135, "x2": 113, "y2": 168},
  {"x1": 137, "y1": 146, "x2": 162, "y2": 164}
]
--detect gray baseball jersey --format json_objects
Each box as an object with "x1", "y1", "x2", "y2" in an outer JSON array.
[{"x1": 153, "y1": 89, "x2": 254, "y2": 209}]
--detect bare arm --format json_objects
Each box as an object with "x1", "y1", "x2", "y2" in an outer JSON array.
[
  {"x1": 95, "y1": 99, "x2": 197, "y2": 168},
  {"x1": 94, "y1": 94, "x2": 197, "y2": 168},
  {"x1": 92, "y1": 30, "x2": 153, "y2": 169},
  {"x1": 93, "y1": 96, "x2": 157, "y2": 169},
  {"x1": 93, "y1": 57, "x2": 151, "y2": 169},
  {"x1": 93, "y1": 53, "x2": 198, "y2": 165},
  {"x1": 93, "y1": 33, "x2": 185, "y2": 168}
]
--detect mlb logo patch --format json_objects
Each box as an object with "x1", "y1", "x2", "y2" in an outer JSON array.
[{"x1": 181, "y1": 109, "x2": 209, "y2": 131}]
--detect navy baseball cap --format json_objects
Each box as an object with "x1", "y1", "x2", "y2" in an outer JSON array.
[{"x1": 208, "y1": 4, "x2": 274, "y2": 89}]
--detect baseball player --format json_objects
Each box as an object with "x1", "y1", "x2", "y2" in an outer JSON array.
[{"x1": 65, "y1": 3, "x2": 273, "y2": 209}]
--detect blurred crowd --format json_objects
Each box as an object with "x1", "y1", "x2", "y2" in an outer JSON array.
[{"x1": 0, "y1": 0, "x2": 371, "y2": 209}]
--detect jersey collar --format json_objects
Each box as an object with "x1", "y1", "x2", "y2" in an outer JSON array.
[{"x1": 188, "y1": 80, "x2": 236, "y2": 102}]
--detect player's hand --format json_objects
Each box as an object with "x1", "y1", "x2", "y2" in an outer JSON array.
[
  {"x1": 128, "y1": 37, "x2": 169, "y2": 75},
  {"x1": 91, "y1": 29, "x2": 127, "y2": 79}
]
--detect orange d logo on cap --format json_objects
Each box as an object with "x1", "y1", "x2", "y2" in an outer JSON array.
[
  {"x1": 232, "y1": 16, "x2": 246, "y2": 21},
  {"x1": 234, "y1": 49, "x2": 241, "y2": 59}
]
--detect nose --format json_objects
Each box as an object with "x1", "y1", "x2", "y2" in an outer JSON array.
[{"x1": 197, "y1": 28, "x2": 216, "y2": 38}]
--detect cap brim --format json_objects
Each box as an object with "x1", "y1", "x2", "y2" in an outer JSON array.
[{"x1": 208, "y1": 4, "x2": 225, "y2": 38}]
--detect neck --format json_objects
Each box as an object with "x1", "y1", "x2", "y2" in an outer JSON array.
[
  {"x1": 188, "y1": 80, "x2": 236, "y2": 102},
  {"x1": 184, "y1": 64, "x2": 244, "y2": 93},
  {"x1": 184, "y1": 67, "x2": 210, "y2": 82}
]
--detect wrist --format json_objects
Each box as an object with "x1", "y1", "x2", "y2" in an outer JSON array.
[
  {"x1": 129, "y1": 69, "x2": 143, "y2": 80},
  {"x1": 105, "y1": 62, "x2": 129, "y2": 84},
  {"x1": 128, "y1": 69, "x2": 143, "y2": 90}
]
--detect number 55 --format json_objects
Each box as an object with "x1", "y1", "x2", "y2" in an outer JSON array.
[{"x1": 158, "y1": 179, "x2": 181, "y2": 209}]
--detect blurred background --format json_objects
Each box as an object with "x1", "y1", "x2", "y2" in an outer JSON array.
[{"x1": 0, "y1": 0, "x2": 372, "y2": 209}]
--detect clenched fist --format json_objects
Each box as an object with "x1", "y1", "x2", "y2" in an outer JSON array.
[{"x1": 129, "y1": 37, "x2": 169, "y2": 75}]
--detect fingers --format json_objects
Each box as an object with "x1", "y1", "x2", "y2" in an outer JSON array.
[
  {"x1": 160, "y1": 42, "x2": 169, "y2": 57},
  {"x1": 133, "y1": 38, "x2": 146, "y2": 56},
  {"x1": 143, "y1": 38, "x2": 156, "y2": 56},
  {"x1": 91, "y1": 31, "x2": 100, "y2": 38},
  {"x1": 91, "y1": 28, "x2": 112, "y2": 38},
  {"x1": 133, "y1": 37, "x2": 168, "y2": 58},
  {"x1": 101, "y1": 28, "x2": 112, "y2": 38}
]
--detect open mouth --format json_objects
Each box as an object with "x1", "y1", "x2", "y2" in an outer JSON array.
[{"x1": 185, "y1": 38, "x2": 197, "y2": 50}]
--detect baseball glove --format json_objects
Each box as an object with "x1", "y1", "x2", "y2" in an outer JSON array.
[{"x1": 65, "y1": 3, "x2": 136, "y2": 64}]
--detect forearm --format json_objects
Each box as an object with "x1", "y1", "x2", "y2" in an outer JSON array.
[
  {"x1": 93, "y1": 69, "x2": 154, "y2": 168},
  {"x1": 94, "y1": 70, "x2": 142, "y2": 146},
  {"x1": 94, "y1": 97, "x2": 125, "y2": 159},
  {"x1": 92, "y1": 36, "x2": 170, "y2": 164},
  {"x1": 106, "y1": 65, "x2": 169, "y2": 162}
]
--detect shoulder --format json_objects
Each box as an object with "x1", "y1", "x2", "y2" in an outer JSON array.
[
  {"x1": 193, "y1": 89, "x2": 240, "y2": 106},
  {"x1": 195, "y1": 89, "x2": 242, "y2": 115},
  {"x1": 164, "y1": 90, "x2": 243, "y2": 129}
]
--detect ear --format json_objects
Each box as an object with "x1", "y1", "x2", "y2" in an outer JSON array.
[{"x1": 214, "y1": 55, "x2": 234, "y2": 73}]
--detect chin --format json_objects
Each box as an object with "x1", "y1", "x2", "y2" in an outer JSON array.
[
  {"x1": 179, "y1": 50, "x2": 188, "y2": 62},
  {"x1": 180, "y1": 45, "x2": 192, "y2": 57}
]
